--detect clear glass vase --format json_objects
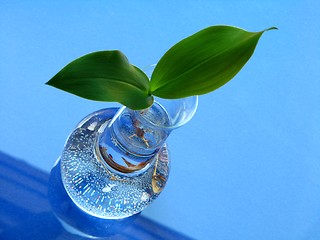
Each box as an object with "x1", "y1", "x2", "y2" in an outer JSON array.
[{"x1": 48, "y1": 96, "x2": 198, "y2": 237}]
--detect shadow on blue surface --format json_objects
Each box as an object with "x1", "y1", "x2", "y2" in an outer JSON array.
[{"x1": 0, "y1": 151, "x2": 193, "y2": 240}]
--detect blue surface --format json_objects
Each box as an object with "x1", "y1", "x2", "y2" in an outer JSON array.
[
  {"x1": 0, "y1": 151, "x2": 192, "y2": 240},
  {"x1": 1, "y1": 1, "x2": 320, "y2": 239}
]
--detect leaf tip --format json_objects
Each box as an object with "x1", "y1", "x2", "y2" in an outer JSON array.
[
  {"x1": 46, "y1": 77, "x2": 58, "y2": 87},
  {"x1": 264, "y1": 26, "x2": 278, "y2": 32},
  {"x1": 45, "y1": 79, "x2": 52, "y2": 86}
]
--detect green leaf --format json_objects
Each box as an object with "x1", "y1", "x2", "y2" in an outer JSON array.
[
  {"x1": 149, "y1": 26, "x2": 277, "y2": 98},
  {"x1": 46, "y1": 50, "x2": 153, "y2": 110}
]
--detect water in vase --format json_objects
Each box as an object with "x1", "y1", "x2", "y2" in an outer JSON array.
[{"x1": 60, "y1": 107, "x2": 170, "y2": 219}]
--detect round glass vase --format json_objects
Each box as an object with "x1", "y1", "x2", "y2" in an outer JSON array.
[{"x1": 48, "y1": 96, "x2": 198, "y2": 238}]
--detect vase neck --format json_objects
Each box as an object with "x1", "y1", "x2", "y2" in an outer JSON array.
[{"x1": 97, "y1": 103, "x2": 172, "y2": 175}]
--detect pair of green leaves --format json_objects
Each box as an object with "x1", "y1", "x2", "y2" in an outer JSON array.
[{"x1": 47, "y1": 25, "x2": 277, "y2": 110}]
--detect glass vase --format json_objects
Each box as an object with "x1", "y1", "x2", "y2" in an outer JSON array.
[{"x1": 48, "y1": 96, "x2": 198, "y2": 238}]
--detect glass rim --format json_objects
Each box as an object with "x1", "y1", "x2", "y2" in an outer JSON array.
[{"x1": 135, "y1": 95, "x2": 198, "y2": 130}]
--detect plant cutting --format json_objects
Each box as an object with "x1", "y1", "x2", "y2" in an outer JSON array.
[
  {"x1": 47, "y1": 25, "x2": 277, "y2": 109},
  {"x1": 47, "y1": 25, "x2": 276, "y2": 237}
]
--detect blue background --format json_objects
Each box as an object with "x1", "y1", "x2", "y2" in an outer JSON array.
[{"x1": 1, "y1": 1, "x2": 319, "y2": 239}]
